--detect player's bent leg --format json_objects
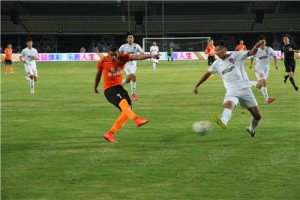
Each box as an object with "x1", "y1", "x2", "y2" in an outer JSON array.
[
  {"x1": 119, "y1": 99, "x2": 137, "y2": 120},
  {"x1": 214, "y1": 101, "x2": 235, "y2": 129},
  {"x1": 128, "y1": 74, "x2": 138, "y2": 101},
  {"x1": 288, "y1": 72, "x2": 298, "y2": 91},
  {"x1": 104, "y1": 113, "x2": 128, "y2": 143},
  {"x1": 10, "y1": 65, "x2": 14, "y2": 74},
  {"x1": 118, "y1": 99, "x2": 149, "y2": 127},
  {"x1": 246, "y1": 106, "x2": 261, "y2": 137},
  {"x1": 110, "y1": 113, "x2": 128, "y2": 133},
  {"x1": 28, "y1": 75, "x2": 35, "y2": 93},
  {"x1": 256, "y1": 81, "x2": 262, "y2": 89}
]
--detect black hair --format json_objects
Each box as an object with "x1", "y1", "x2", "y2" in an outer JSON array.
[
  {"x1": 282, "y1": 34, "x2": 290, "y2": 40},
  {"x1": 26, "y1": 37, "x2": 33, "y2": 42},
  {"x1": 108, "y1": 44, "x2": 118, "y2": 52},
  {"x1": 126, "y1": 32, "x2": 134, "y2": 38},
  {"x1": 214, "y1": 40, "x2": 225, "y2": 47},
  {"x1": 258, "y1": 35, "x2": 267, "y2": 41}
]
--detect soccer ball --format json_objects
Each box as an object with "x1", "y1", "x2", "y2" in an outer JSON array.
[{"x1": 192, "y1": 120, "x2": 212, "y2": 135}]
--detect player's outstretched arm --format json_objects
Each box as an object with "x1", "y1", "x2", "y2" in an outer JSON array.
[
  {"x1": 194, "y1": 71, "x2": 212, "y2": 94},
  {"x1": 94, "y1": 70, "x2": 102, "y2": 94},
  {"x1": 249, "y1": 58, "x2": 254, "y2": 69},
  {"x1": 248, "y1": 41, "x2": 264, "y2": 56},
  {"x1": 273, "y1": 56, "x2": 279, "y2": 70},
  {"x1": 131, "y1": 54, "x2": 159, "y2": 61}
]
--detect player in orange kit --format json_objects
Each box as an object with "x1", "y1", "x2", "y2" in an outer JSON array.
[
  {"x1": 94, "y1": 45, "x2": 160, "y2": 143},
  {"x1": 4, "y1": 44, "x2": 13, "y2": 74},
  {"x1": 205, "y1": 39, "x2": 216, "y2": 66},
  {"x1": 236, "y1": 40, "x2": 247, "y2": 51}
]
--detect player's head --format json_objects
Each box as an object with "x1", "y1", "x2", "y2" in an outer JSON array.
[
  {"x1": 282, "y1": 34, "x2": 290, "y2": 44},
  {"x1": 108, "y1": 45, "x2": 119, "y2": 61},
  {"x1": 240, "y1": 40, "x2": 244, "y2": 44},
  {"x1": 7, "y1": 43, "x2": 12, "y2": 48},
  {"x1": 26, "y1": 37, "x2": 33, "y2": 48},
  {"x1": 153, "y1": 42, "x2": 156, "y2": 46},
  {"x1": 257, "y1": 35, "x2": 267, "y2": 47},
  {"x1": 214, "y1": 40, "x2": 227, "y2": 60},
  {"x1": 208, "y1": 39, "x2": 214, "y2": 45},
  {"x1": 126, "y1": 32, "x2": 134, "y2": 44}
]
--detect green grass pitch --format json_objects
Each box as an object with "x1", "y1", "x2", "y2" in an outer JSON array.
[{"x1": 1, "y1": 59, "x2": 300, "y2": 199}]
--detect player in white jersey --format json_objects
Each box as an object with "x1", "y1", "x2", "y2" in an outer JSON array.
[
  {"x1": 19, "y1": 37, "x2": 39, "y2": 94},
  {"x1": 249, "y1": 35, "x2": 278, "y2": 104},
  {"x1": 150, "y1": 42, "x2": 159, "y2": 70},
  {"x1": 194, "y1": 40, "x2": 264, "y2": 137},
  {"x1": 119, "y1": 32, "x2": 144, "y2": 101}
]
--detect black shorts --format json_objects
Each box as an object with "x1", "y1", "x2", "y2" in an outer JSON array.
[
  {"x1": 208, "y1": 56, "x2": 215, "y2": 66},
  {"x1": 104, "y1": 85, "x2": 132, "y2": 111},
  {"x1": 284, "y1": 60, "x2": 296, "y2": 73},
  {"x1": 4, "y1": 59, "x2": 12, "y2": 65}
]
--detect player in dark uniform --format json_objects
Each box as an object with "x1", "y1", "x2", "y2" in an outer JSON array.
[
  {"x1": 281, "y1": 34, "x2": 299, "y2": 91},
  {"x1": 167, "y1": 48, "x2": 173, "y2": 62}
]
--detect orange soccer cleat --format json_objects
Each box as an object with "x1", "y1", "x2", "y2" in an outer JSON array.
[
  {"x1": 103, "y1": 131, "x2": 117, "y2": 143},
  {"x1": 134, "y1": 117, "x2": 149, "y2": 127}
]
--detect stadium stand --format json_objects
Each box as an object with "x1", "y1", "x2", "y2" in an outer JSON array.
[
  {"x1": 22, "y1": 20, "x2": 136, "y2": 34},
  {"x1": 1, "y1": 1, "x2": 300, "y2": 52}
]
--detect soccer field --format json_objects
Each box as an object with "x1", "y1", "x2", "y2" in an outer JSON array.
[{"x1": 2, "y1": 60, "x2": 300, "y2": 199}]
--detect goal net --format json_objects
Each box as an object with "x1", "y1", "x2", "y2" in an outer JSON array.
[{"x1": 142, "y1": 37, "x2": 211, "y2": 52}]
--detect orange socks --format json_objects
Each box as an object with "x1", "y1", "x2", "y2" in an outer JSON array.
[
  {"x1": 109, "y1": 113, "x2": 128, "y2": 133},
  {"x1": 4, "y1": 66, "x2": 13, "y2": 74},
  {"x1": 108, "y1": 99, "x2": 137, "y2": 134},
  {"x1": 118, "y1": 99, "x2": 137, "y2": 121}
]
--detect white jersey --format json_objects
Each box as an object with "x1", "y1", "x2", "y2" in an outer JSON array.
[
  {"x1": 119, "y1": 43, "x2": 144, "y2": 55},
  {"x1": 209, "y1": 51, "x2": 250, "y2": 93},
  {"x1": 150, "y1": 45, "x2": 159, "y2": 55},
  {"x1": 119, "y1": 43, "x2": 143, "y2": 75},
  {"x1": 21, "y1": 47, "x2": 38, "y2": 68},
  {"x1": 252, "y1": 46, "x2": 276, "y2": 68}
]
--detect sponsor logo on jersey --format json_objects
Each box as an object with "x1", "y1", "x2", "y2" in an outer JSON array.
[{"x1": 222, "y1": 66, "x2": 235, "y2": 75}]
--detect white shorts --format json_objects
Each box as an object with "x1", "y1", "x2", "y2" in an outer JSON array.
[
  {"x1": 25, "y1": 64, "x2": 38, "y2": 77},
  {"x1": 255, "y1": 66, "x2": 270, "y2": 80},
  {"x1": 124, "y1": 61, "x2": 137, "y2": 75},
  {"x1": 151, "y1": 58, "x2": 159, "y2": 64},
  {"x1": 224, "y1": 87, "x2": 258, "y2": 109}
]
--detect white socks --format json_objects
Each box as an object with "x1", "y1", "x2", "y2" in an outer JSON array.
[
  {"x1": 131, "y1": 81, "x2": 136, "y2": 94},
  {"x1": 123, "y1": 79, "x2": 136, "y2": 95},
  {"x1": 249, "y1": 117, "x2": 259, "y2": 132},
  {"x1": 30, "y1": 79, "x2": 35, "y2": 92},
  {"x1": 261, "y1": 87, "x2": 269, "y2": 101},
  {"x1": 221, "y1": 108, "x2": 232, "y2": 125},
  {"x1": 152, "y1": 63, "x2": 156, "y2": 70}
]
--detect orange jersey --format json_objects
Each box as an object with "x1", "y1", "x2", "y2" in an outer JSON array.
[
  {"x1": 98, "y1": 53, "x2": 132, "y2": 90},
  {"x1": 5, "y1": 48, "x2": 13, "y2": 60},
  {"x1": 236, "y1": 44, "x2": 247, "y2": 51},
  {"x1": 205, "y1": 45, "x2": 215, "y2": 56}
]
